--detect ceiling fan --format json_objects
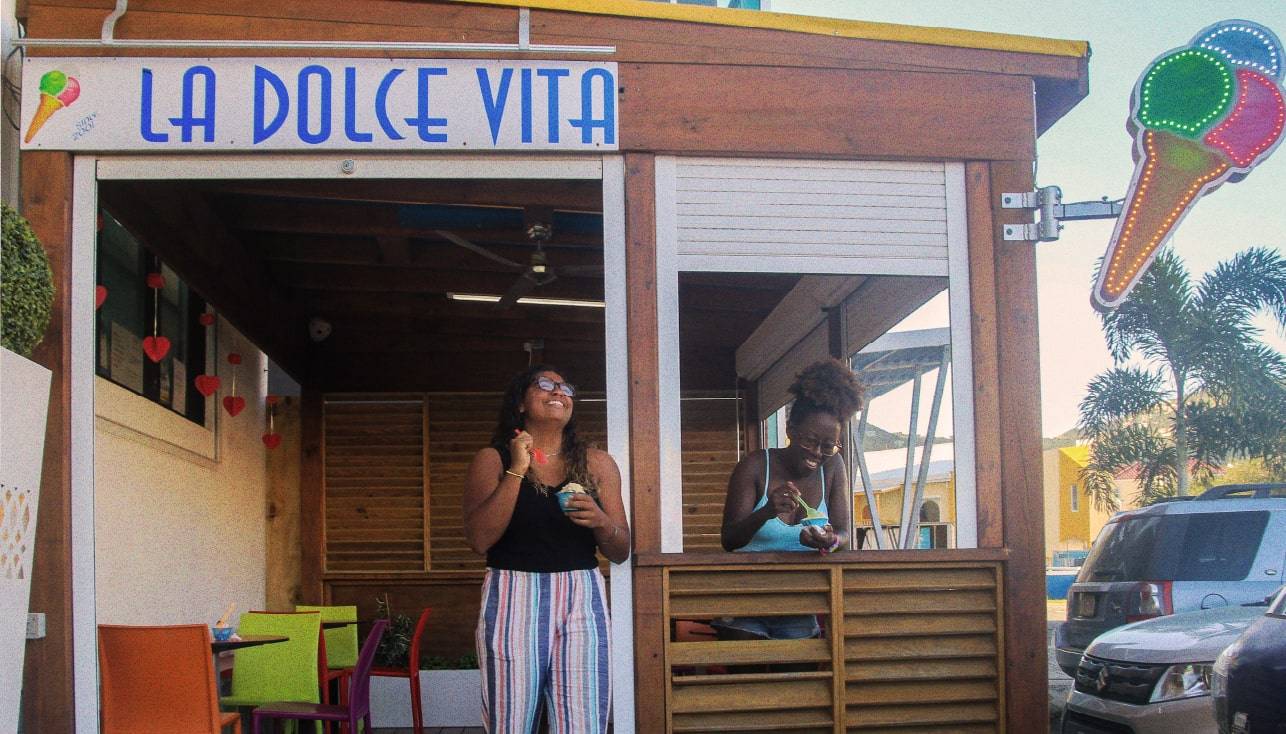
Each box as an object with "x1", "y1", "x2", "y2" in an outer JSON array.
[{"x1": 434, "y1": 208, "x2": 602, "y2": 307}]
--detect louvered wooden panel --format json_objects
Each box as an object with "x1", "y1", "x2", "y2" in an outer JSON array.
[
  {"x1": 680, "y1": 396, "x2": 742, "y2": 551},
  {"x1": 424, "y1": 393, "x2": 610, "y2": 572},
  {"x1": 324, "y1": 395, "x2": 426, "y2": 572},
  {"x1": 665, "y1": 562, "x2": 1003, "y2": 734},
  {"x1": 843, "y1": 565, "x2": 1001, "y2": 733}
]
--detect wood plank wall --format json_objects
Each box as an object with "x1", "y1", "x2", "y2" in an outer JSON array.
[
  {"x1": 665, "y1": 561, "x2": 1005, "y2": 734},
  {"x1": 324, "y1": 395, "x2": 428, "y2": 572},
  {"x1": 319, "y1": 393, "x2": 729, "y2": 571},
  {"x1": 679, "y1": 396, "x2": 743, "y2": 552}
]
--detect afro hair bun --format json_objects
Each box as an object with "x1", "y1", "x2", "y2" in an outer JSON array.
[{"x1": 788, "y1": 359, "x2": 864, "y2": 421}]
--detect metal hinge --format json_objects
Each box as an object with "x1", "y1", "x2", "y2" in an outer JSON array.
[
  {"x1": 1001, "y1": 187, "x2": 1125, "y2": 242},
  {"x1": 1001, "y1": 186, "x2": 1063, "y2": 242}
]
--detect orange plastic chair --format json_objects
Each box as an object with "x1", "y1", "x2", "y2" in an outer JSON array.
[
  {"x1": 370, "y1": 608, "x2": 432, "y2": 733},
  {"x1": 98, "y1": 623, "x2": 241, "y2": 734}
]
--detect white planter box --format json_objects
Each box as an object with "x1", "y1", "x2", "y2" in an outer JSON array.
[
  {"x1": 0, "y1": 347, "x2": 52, "y2": 733},
  {"x1": 369, "y1": 669, "x2": 483, "y2": 729}
]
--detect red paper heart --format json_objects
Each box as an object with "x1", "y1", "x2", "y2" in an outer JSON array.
[
  {"x1": 227, "y1": 353, "x2": 242, "y2": 365},
  {"x1": 194, "y1": 375, "x2": 221, "y2": 397},
  {"x1": 262, "y1": 433, "x2": 282, "y2": 449},
  {"x1": 223, "y1": 395, "x2": 246, "y2": 417},
  {"x1": 95, "y1": 286, "x2": 108, "y2": 309},
  {"x1": 265, "y1": 395, "x2": 281, "y2": 406},
  {"x1": 198, "y1": 313, "x2": 216, "y2": 327},
  {"x1": 146, "y1": 272, "x2": 165, "y2": 289},
  {"x1": 142, "y1": 336, "x2": 171, "y2": 362}
]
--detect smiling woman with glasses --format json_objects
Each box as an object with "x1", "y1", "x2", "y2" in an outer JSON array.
[
  {"x1": 461, "y1": 363, "x2": 629, "y2": 734},
  {"x1": 714, "y1": 359, "x2": 863, "y2": 642}
]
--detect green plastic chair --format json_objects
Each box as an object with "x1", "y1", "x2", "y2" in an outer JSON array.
[
  {"x1": 221, "y1": 611, "x2": 321, "y2": 709},
  {"x1": 296, "y1": 605, "x2": 359, "y2": 669}
]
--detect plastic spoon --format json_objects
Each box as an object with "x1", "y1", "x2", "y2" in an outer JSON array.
[
  {"x1": 793, "y1": 494, "x2": 825, "y2": 519},
  {"x1": 215, "y1": 602, "x2": 235, "y2": 629}
]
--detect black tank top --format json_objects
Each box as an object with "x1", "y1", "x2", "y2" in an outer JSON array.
[{"x1": 485, "y1": 448, "x2": 599, "y2": 573}]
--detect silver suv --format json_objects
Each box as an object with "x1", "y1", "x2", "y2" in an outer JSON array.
[{"x1": 1055, "y1": 484, "x2": 1286, "y2": 677}]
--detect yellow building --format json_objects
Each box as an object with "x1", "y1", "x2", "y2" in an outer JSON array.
[
  {"x1": 1042, "y1": 445, "x2": 1121, "y2": 564},
  {"x1": 854, "y1": 448, "x2": 957, "y2": 549}
]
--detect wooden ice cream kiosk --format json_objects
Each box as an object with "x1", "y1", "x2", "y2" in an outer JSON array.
[{"x1": 14, "y1": 1, "x2": 1088, "y2": 731}]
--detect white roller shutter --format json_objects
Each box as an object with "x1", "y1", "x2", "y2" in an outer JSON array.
[{"x1": 670, "y1": 158, "x2": 950, "y2": 276}]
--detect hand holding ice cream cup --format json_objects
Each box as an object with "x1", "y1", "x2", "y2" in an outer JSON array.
[{"x1": 557, "y1": 482, "x2": 589, "y2": 512}]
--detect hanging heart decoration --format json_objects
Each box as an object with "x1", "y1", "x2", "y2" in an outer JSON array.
[
  {"x1": 222, "y1": 351, "x2": 243, "y2": 416},
  {"x1": 223, "y1": 395, "x2": 246, "y2": 417},
  {"x1": 198, "y1": 312, "x2": 216, "y2": 327},
  {"x1": 262, "y1": 394, "x2": 281, "y2": 449},
  {"x1": 95, "y1": 286, "x2": 108, "y2": 309},
  {"x1": 142, "y1": 335, "x2": 171, "y2": 363},
  {"x1": 144, "y1": 271, "x2": 167, "y2": 363},
  {"x1": 194, "y1": 375, "x2": 221, "y2": 397}
]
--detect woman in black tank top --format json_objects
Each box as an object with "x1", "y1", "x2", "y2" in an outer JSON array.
[{"x1": 462, "y1": 364, "x2": 630, "y2": 733}]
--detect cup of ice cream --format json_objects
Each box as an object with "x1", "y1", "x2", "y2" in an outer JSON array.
[
  {"x1": 557, "y1": 482, "x2": 588, "y2": 512},
  {"x1": 801, "y1": 514, "x2": 829, "y2": 528}
]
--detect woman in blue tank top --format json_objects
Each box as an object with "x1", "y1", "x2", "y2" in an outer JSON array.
[{"x1": 715, "y1": 359, "x2": 863, "y2": 640}]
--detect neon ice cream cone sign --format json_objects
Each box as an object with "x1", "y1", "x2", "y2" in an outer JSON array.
[{"x1": 1094, "y1": 20, "x2": 1285, "y2": 310}]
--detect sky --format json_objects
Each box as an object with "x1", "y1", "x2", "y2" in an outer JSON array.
[{"x1": 773, "y1": 0, "x2": 1286, "y2": 437}]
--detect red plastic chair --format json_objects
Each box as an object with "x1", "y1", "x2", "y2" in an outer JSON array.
[
  {"x1": 370, "y1": 608, "x2": 433, "y2": 733},
  {"x1": 98, "y1": 623, "x2": 241, "y2": 734},
  {"x1": 250, "y1": 620, "x2": 388, "y2": 734}
]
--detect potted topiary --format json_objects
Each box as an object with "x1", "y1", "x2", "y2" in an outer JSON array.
[
  {"x1": 0, "y1": 202, "x2": 56, "y2": 732},
  {"x1": 368, "y1": 596, "x2": 483, "y2": 729}
]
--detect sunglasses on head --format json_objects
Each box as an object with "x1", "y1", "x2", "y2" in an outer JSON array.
[{"x1": 532, "y1": 376, "x2": 576, "y2": 398}]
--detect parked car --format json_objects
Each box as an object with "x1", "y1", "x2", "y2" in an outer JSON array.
[
  {"x1": 1212, "y1": 586, "x2": 1286, "y2": 733},
  {"x1": 1055, "y1": 484, "x2": 1286, "y2": 677},
  {"x1": 1061, "y1": 601, "x2": 1270, "y2": 734}
]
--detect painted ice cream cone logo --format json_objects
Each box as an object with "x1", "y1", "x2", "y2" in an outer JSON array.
[
  {"x1": 24, "y1": 70, "x2": 81, "y2": 143},
  {"x1": 1094, "y1": 20, "x2": 1285, "y2": 310}
]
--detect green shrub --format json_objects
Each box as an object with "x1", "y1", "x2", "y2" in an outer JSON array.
[{"x1": 1, "y1": 204, "x2": 55, "y2": 357}]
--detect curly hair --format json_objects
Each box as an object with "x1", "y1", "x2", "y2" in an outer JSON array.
[
  {"x1": 786, "y1": 359, "x2": 865, "y2": 428},
  {"x1": 489, "y1": 363, "x2": 597, "y2": 495}
]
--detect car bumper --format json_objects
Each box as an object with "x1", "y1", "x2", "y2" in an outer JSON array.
[
  {"x1": 1062, "y1": 689, "x2": 1217, "y2": 734},
  {"x1": 1056, "y1": 646, "x2": 1085, "y2": 677}
]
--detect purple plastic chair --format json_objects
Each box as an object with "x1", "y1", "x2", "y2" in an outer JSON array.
[{"x1": 250, "y1": 619, "x2": 388, "y2": 734}]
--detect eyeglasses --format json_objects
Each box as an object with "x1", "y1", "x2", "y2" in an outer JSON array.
[
  {"x1": 532, "y1": 376, "x2": 577, "y2": 398},
  {"x1": 792, "y1": 434, "x2": 841, "y2": 457}
]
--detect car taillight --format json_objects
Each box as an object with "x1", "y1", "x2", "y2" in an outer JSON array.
[{"x1": 1126, "y1": 581, "x2": 1173, "y2": 622}]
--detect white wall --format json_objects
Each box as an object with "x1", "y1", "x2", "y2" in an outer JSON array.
[{"x1": 94, "y1": 321, "x2": 268, "y2": 626}]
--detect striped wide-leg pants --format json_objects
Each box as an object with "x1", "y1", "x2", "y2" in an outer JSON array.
[{"x1": 476, "y1": 568, "x2": 611, "y2": 734}]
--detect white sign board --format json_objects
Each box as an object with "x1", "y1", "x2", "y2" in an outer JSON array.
[
  {"x1": 21, "y1": 58, "x2": 617, "y2": 151},
  {"x1": 0, "y1": 349, "x2": 52, "y2": 734}
]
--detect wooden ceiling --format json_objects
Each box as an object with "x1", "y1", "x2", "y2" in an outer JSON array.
[{"x1": 98, "y1": 178, "x2": 798, "y2": 392}]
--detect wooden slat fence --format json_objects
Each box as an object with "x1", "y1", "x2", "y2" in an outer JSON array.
[
  {"x1": 665, "y1": 562, "x2": 1004, "y2": 733},
  {"x1": 324, "y1": 392, "x2": 738, "y2": 572},
  {"x1": 323, "y1": 394, "x2": 427, "y2": 572}
]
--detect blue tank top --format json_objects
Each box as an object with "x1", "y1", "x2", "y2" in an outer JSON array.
[{"x1": 740, "y1": 449, "x2": 828, "y2": 552}]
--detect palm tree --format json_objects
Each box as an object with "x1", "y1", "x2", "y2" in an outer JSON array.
[{"x1": 1078, "y1": 247, "x2": 1286, "y2": 510}]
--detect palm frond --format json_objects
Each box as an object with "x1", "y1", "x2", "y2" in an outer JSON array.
[
  {"x1": 1079, "y1": 424, "x2": 1174, "y2": 512},
  {"x1": 1077, "y1": 367, "x2": 1171, "y2": 439},
  {"x1": 1097, "y1": 249, "x2": 1194, "y2": 364},
  {"x1": 1195, "y1": 246, "x2": 1286, "y2": 330}
]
